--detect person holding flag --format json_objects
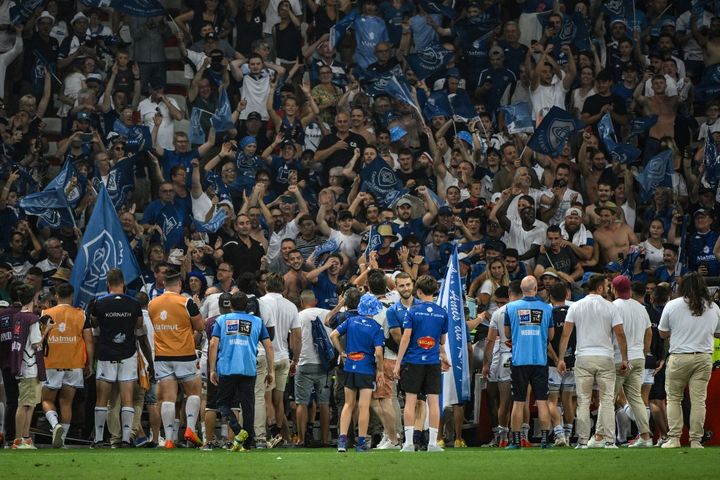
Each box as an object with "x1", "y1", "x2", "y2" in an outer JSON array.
[
  {"x1": 393, "y1": 274, "x2": 449, "y2": 453},
  {"x1": 529, "y1": 44, "x2": 576, "y2": 123}
]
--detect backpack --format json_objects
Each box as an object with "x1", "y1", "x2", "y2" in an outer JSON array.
[{"x1": 311, "y1": 316, "x2": 337, "y2": 372}]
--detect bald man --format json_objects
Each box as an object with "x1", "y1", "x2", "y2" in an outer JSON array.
[{"x1": 503, "y1": 276, "x2": 555, "y2": 449}]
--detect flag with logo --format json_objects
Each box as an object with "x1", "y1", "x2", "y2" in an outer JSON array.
[
  {"x1": 527, "y1": 107, "x2": 584, "y2": 157},
  {"x1": 79, "y1": 0, "x2": 166, "y2": 17},
  {"x1": 364, "y1": 225, "x2": 383, "y2": 260},
  {"x1": 193, "y1": 208, "x2": 228, "y2": 233},
  {"x1": 635, "y1": 149, "x2": 674, "y2": 202},
  {"x1": 449, "y1": 90, "x2": 477, "y2": 123},
  {"x1": 406, "y1": 44, "x2": 453, "y2": 81},
  {"x1": 46, "y1": 160, "x2": 86, "y2": 209},
  {"x1": 19, "y1": 188, "x2": 75, "y2": 229},
  {"x1": 329, "y1": 8, "x2": 358, "y2": 49},
  {"x1": 360, "y1": 156, "x2": 408, "y2": 208},
  {"x1": 70, "y1": 184, "x2": 142, "y2": 309},
  {"x1": 210, "y1": 87, "x2": 234, "y2": 132},
  {"x1": 419, "y1": 0, "x2": 457, "y2": 19},
  {"x1": 500, "y1": 102, "x2": 534, "y2": 134},
  {"x1": 423, "y1": 91, "x2": 452, "y2": 121},
  {"x1": 366, "y1": 73, "x2": 424, "y2": 122},
  {"x1": 438, "y1": 246, "x2": 470, "y2": 408},
  {"x1": 313, "y1": 238, "x2": 341, "y2": 266},
  {"x1": 629, "y1": 115, "x2": 658, "y2": 138},
  {"x1": 112, "y1": 120, "x2": 152, "y2": 152},
  {"x1": 598, "y1": 113, "x2": 640, "y2": 164},
  {"x1": 189, "y1": 107, "x2": 206, "y2": 145},
  {"x1": 703, "y1": 133, "x2": 720, "y2": 187},
  {"x1": 97, "y1": 156, "x2": 136, "y2": 210},
  {"x1": 10, "y1": 0, "x2": 45, "y2": 25}
]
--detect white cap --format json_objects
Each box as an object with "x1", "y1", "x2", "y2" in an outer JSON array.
[
  {"x1": 71, "y1": 12, "x2": 88, "y2": 24},
  {"x1": 38, "y1": 11, "x2": 55, "y2": 23}
]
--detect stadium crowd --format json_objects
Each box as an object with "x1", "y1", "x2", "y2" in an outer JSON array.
[{"x1": 0, "y1": 0, "x2": 719, "y2": 453}]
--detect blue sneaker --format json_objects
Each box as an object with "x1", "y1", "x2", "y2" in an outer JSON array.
[
  {"x1": 506, "y1": 443, "x2": 521, "y2": 450},
  {"x1": 355, "y1": 442, "x2": 370, "y2": 453},
  {"x1": 134, "y1": 436, "x2": 149, "y2": 448},
  {"x1": 337, "y1": 435, "x2": 347, "y2": 453}
]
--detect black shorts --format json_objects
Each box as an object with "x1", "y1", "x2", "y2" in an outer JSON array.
[
  {"x1": 511, "y1": 365, "x2": 549, "y2": 402},
  {"x1": 206, "y1": 379, "x2": 245, "y2": 412},
  {"x1": 344, "y1": 372, "x2": 376, "y2": 391},
  {"x1": 400, "y1": 363, "x2": 441, "y2": 395},
  {"x1": 649, "y1": 367, "x2": 666, "y2": 400}
]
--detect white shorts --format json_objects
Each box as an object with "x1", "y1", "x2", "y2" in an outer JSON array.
[
  {"x1": 97, "y1": 353, "x2": 138, "y2": 383},
  {"x1": 43, "y1": 368, "x2": 84, "y2": 390},
  {"x1": 492, "y1": 352, "x2": 512, "y2": 383},
  {"x1": 155, "y1": 359, "x2": 199, "y2": 382},
  {"x1": 548, "y1": 366, "x2": 576, "y2": 393},
  {"x1": 642, "y1": 369, "x2": 655, "y2": 385}
]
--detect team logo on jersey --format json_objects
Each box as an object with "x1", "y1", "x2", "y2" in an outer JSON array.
[
  {"x1": 348, "y1": 352, "x2": 365, "y2": 361},
  {"x1": 160, "y1": 310, "x2": 168, "y2": 321},
  {"x1": 704, "y1": 245, "x2": 710, "y2": 254},
  {"x1": 426, "y1": 307, "x2": 433, "y2": 313},
  {"x1": 226, "y1": 320, "x2": 239, "y2": 335},
  {"x1": 112, "y1": 332, "x2": 126, "y2": 344},
  {"x1": 417, "y1": 336, "x2": 435, "y2": 349},
  {"x1": 58, "y1": 322, "x2": 66, "y2": 333}
]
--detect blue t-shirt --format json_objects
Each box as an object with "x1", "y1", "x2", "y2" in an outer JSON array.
[
  {"x1": 212, "y1": 311, "x2": 269, "y2": 377},
  {"x1": 402, "y1": 301, "x2": 449, "y2": 365},
  {"x1": 354, "y1": 15, "x2": 389, "y2": 69},
  {"x1": 504, "y1": 296, "x2": 553, "y2": 366},
  {"x1": 162, "y1": 148, "x2": 199, "y2": 188},
  {"x1": 336, "y1": 314, "x2": 384, "y2": 375},
  {"x1": 386, "y1": 298, "x2": 418, "y2": 330},
  {"x1": 141, "y1": 198, "x2": 190, "y2": 249},
  {"x1": 687, "y1": 230, "x2": 720, "y2": 276},
  {"x1": 313, "y1": 271, "x2": 338, "y2": 310}
]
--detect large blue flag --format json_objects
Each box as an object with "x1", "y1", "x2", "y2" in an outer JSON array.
[
  {"x1": 598, "y1": 113, "x2": 640, "y2": 164},
  {"x1": 313, "y1": 238, "x2": 341, "y2": 266},
  {"x1": 365, "y1": 73, "x2": 423, "y2": 120},
  {"x1": 329, "y1": 9, "x2": 358, "y2": 49},
  {"x1": 423, "y1": 91, "x2": 452, "y2": 120},
  {"x1": 10, "y1": 0, "x2": 45, "y2": 25},
  {"x1": 210, "y1": 87, "x2": 234, "y2": 132},
  {"x1": 360, "y1": 156, "x2": 408, "y2": 208},
  {"x1": 406, "y1": 44, "x2": 453, "y2": 81},
  {"x1": 19, "y1": 188, "x2": 75, "y2": 229},
  {"x1": 449, "y1": 90, "x2": 477, "y2": 122},
  {"x1": 527, "y1": 107, "x2": 584, "y2": 157},
  {"x1": 703, "y1": 133, "x2": 720, "y2": 187},
  {"x1": 635, "y1": 150, "x2": 674, "y2": 202},
  {"x1": 500, "y1": 102, "x2": 534, "y2": 134},
  {"x1": 193, "y1": 208, "x2": 228, "y2": 233},
  {"x1": 47, "y1": 160, "x2": 86, "y2": 208},
  {"x1": 70, "y1": 184, "x2": 142, "y2": 309},
  {"x1": 97, "y1": 156, "x2": 136, "y2": 210},
  {"x1": 79, "y1": 0, "x2": 166, "y2": 17},
  {"x1": 438, "y1": 246, "x2": 470, "y2": 408},
  {"x1": 418, "y1": 0, "x2": 457, "y2": 19}
]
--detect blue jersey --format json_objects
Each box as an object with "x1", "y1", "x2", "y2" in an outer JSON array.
[
  {"x1": 402, "y1": 301, "x2": 448, "y2": 365},
  {"x1": 504, "y1": 296, "x2": 553, "y2": 366},
  {"x1": 386, "y1": 298, "x2": 418, "y2": 330},
  {"x1": 336, "y1": 314, "x2": 384, "y2": 375},
  {"x1": 162, "y1": 148, "x2": 199, "y2": 188},
  {"x1": 313, "y1": 271, "x2": 338, "y2": 310},
  {"x1": 212, "y1": 312, "x2": 269, "y2": 377},
  {"x1": 686, "y1": 230, "x2": 720, "y2": 276}
]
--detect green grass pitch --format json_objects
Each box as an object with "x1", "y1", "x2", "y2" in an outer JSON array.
[{"x1": 1, "y1": 448, "x2": 716, "y2": 479}]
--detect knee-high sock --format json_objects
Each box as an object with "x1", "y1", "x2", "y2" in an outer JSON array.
[
  {"x1": 94, "y1": 407, "x2": 108, "y2": 443},
  {"x1": 45, "y1": 410, "x2": 59, "y2": 429},
  {"x1": 185, "y1": 395, "x2": 201, "y2": 432},
  {"x1": 161, "y1": 402, "x2": 175, "y2": 441},
  {"x1": 61, "y1": 423, "x2": 70, "y2": 442},
  {"x1": 121, "y1": 407, "x2": 135, "y2": 443}
]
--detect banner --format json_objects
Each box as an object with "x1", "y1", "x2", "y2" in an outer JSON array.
[
  {"x1": 70, "y1": 184, "x2": 141, "y2": 309},
  {"x1": 629, "y1": 115, "x2": 658, "y2": 138},
  {"x1": 360, "y1": 156, "x2": 408, "y2": 208},
  {"x1": 79, "y1": 0, "x2": 166, "y2": 18},
  {"x1": 189, "y1": 107, "x2": 206, "y2": 145},
  {"x1": 635, "y1": 149, "x2": 674, "y2": 202},
  {"x1": 527, "y1": 106, "x2": 583, "y2": 157},
  {"x1": 365, "y1": 73, "x2": 423, "y2": 121},
  {"x1": 112, "y1": 120, "x2": 152, "y2": 152},
  {"x1": 364, "y1": 225, "x2": 382, "y2": 260},
  {"x1": 10, "y1": 0, "x2": 45, "y2": 25},
  {"x1": 19, "y1": 188, "x2": 75, "y2": 229},
  {"x1": 98, "y1": 156, "x2": 136, "y2": 210},
  {"x1": 193, "y1": 208, "x2": 228, "y2": 233},
  {"x1": 438, "y1": 246, "x2": 470, "y2": 408},
  {"x1": 313, "y1": 238, "x2": 341, "y2": 266},
  {"x1": 406, "y1": 44, "x2": 453, "y2": 81},
  {"x1": 449, "y1": 90, "x2": 477, "y2": 123},
  {"x1": 500, "y1": 102, "x2": 534, "y2": 134},
  {"x1": 598, "y1": 112, "x2": 641, "y2": 164},
  {"x1": 46, "y1": 160, "x2": 86, "y2": 208},
  {"x1": 423, "y1": 91, "x2": 452, "y2": 120}
]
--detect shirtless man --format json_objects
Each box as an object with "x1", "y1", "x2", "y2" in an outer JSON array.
[
  {"x1": 691, "y1": 13, "x2": 720, "y2": 66},
  {"x1": 633, "y1": 74, "x2": 678, "y2": 157},
  {"x1": 592, "y1": 203, "x2": 638, "y2": 265},
  {"x1": 585, "y1": 181, "x2": 616, "y2": 227},
  {"x1": 283, "y1": 249, "x2": 310, "y2": 305}
]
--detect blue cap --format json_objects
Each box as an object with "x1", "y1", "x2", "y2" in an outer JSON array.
[
  {"x1": 446, "y1": 68, "x2": 460, "y2": 78},
  {"x1": 438, "y1": 206, "x2": 453, "y2": 216},
  {"x1": 605, "y1": 262, "x2": 623, "y2": 273},
  {"x1": 358, "y1": 293, "x2": 383, "y2": 316},
  {"x1": 390, "y1": 125, "x2": 408, "y2": 142},
  {"x1": 76, "y1": 111, "x2": 92, "y2": 122},
  {"x1": 458, "y1": 130, "x2": 473, "y2": 146},
  {"x1": 581, "y1": 271, "x2": 597, "y2": 286},
  {"x1": 240, "y1": 136, "x2": 256, "y2": 149}
]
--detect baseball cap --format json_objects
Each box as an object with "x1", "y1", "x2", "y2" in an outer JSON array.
[
  {"x1": 438, "y1": 206, "x2": 453, "y2": 216},
  {"x1": 85, "y1": 73, "x2": 103, "y2": 85},
  {"x1": 694, "y1": 208, "x2": 713, "y2": 218},
  {"x1": 489, "y1": 45, "x2": 504, "y2": 57},
  {"x1": 457, "y1": 130, "x2": 473, "y2": 146},
  {"x1": 38, "y1": 11, "x2": 55, "y2": 23},
  {"x1": 76, "y1": 111, "x2": 92, "y2": 122},
  {"x1": 280, "y1": 138, "x2": 295, "y2": 149},
  {"x1": 149, "y1": 79, "x2": 166, "y2": 91},
  {"x1": 580, "y1": 271, "x2": 597, "y2": 286},
  {"x1": 50, "y1": 267, "x2": 72, "y2": 282},
  {"x1": 565, "y1": 207, "x2": 583, "y2": 217},
  {"x1": 389, "y1": 125, "x2": 407, "y2": 142},
  {"x1": 612, "y1": 275, "x2": 631, "y2": 299},
  {"x1": 218, "y1": 292, "x2": 233, "y2": 311},
  {"x1": 377, "y1": 223, "x2": 398, "y2": 241},
  {"x1": 610, "y1": 17, "x2": 627, "y2": 27},
  {"x1": 446, "y1": 68, "x2": 460, "y2": 78},
  {"x1": 71, "y1": 12, "x2": 88, "y2": 24},
  {"x1": 541, "y1": 269, "x2": 560, "y2": 279},
  {"x1": 396, "y1": 198, "x2": 412, "y2": 208},
  {"x1": 208, "y1": 49, "x2": 224, "y2": 64},
  {"x1": 247, "y1": 111, "x2": 262, "y2": 121}
]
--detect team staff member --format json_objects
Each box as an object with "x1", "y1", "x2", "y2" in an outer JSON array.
[
  {"x1": 90, "y1": 269, "x2": 154, "y2": 448},
  {"x1": 208, "y1": 292, "x2": 274, "y2": 452},
  {"x1": 330, "y1": 293, "x2": 385, "y2": 453},
  {"x1": 40, "y1": 284, "x2": 93, "y2": 448},
  {"x1": 148, "y1": 270, "x2": 204, "y2": 449},
  {"x1": 393, "y1": 275, "x2": 450, "y2": 453},
  {"x1": 659, "y1": 273, "x2": 720, "y2": 449},
  {"x1": 504, "y1": 276, "x2": 554, "y2": 449},
  {"x1": 557, "y1": 274, "x2": 628, "y2": 449}
]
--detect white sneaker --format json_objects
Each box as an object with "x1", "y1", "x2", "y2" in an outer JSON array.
[
  {"x1": 661, "y1": 438, "x2": 681, "y2": 449},
  {"x1": 554, "y1": 435, "x2": 567, "y2": 447},
  {"x1": 52, "y1": 424, "x2": 64, "y2": 449},
  {"x1": 385, "y1": 442, "x2": 401, "y2": 450},
  {"x1": 628, "y1": 437, "x2": 653, "y2": 448},
  {"x1": 587, "y1": 436, "x2": 605, "y2": 449},
  {"x1": 574, "y1": 443, "x2": 588, "y2": 449},
  {"x1": 375, "y1": 437, "x2": 390, "y2": 449},
  {"x1": 427, "y1": 444, "x2": 444, "y2": 452},
  {"x1": 655, "y1": 437, "x2": 668, "y2": 447},
  {"x1": 400, "y1": 443, "x2": 415, "y2": 452},
  {"x1": 690, "y1": 441, "x2": 703, "y2": 449}
]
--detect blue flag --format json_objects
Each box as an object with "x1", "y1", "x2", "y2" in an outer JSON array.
[
  {"x1": 364, "y1": 225, "x2": 382, "y2": 260},
  {"x1": 10, "y1": 0, "x2": 45, "y2": 25},
  {"x1": 423, "y1": 91, "x2": 452, "y2": 120},
  {"x1": 635, "y1": 150, "x2": 674, "y2": 202},
  {"x1": 629, "y1": 115, "x2": 658, "y2": 138},
  {"x1": 112, "y1": 120, "x2": 152, "y2": 152},
  {"x1": 500, "y1": 102, "x2": 534, "y2": 134},
  {"x1": 418, "y1": 0, "x2": 457, "y2": 19},
  {"x1": 360, "y1": 156, "x2": 408, "y2": 208},
  {"x1": 527, "y1": 107, "x2": 584, "y2": 157},
  {"x1": 193, "y1": 208, "x2": 228, "y2": 233},
  {"x1": 69, "y1": 184, "x2": 142, "y2": 309},
  {"x1": 79, "y1": 0, "x2": 166, "y2": 17},
  {"x1": 329, "y1": 9, "x2": 358, "y2": 49},
  {"x1": 313, "y1": 238, "x2": 341, "y2": 266},
  {"x1": 696, "y1": 64, "x2": 720, "y2": 102},
  {"x1": 366, "y1": 73, "x2": 422, "y2": 119},
  {"x1": 437, "y1": 246, "x2": 470, "y2": 408},
  {"x1": 703, "y1": 133, "x2": 720, "y2": 187},
  {"x1": 211, "y1": 87, "x2": 234, "y2": 132},
  {"x1": 406, "y1": 44, "x2": 453, "y2": 81},
  {"x1": 571, "y1": 12, "x2": 592, "y2": 51},
  {"x1": 189, "y1": 107, "x2": 206, "y2": 145},
  {"x1": 19, "y1": 188, "x2": 75, "y2": 229},
  {"x1": 598, "y1": 113, "x2": 641, "y2": 164},
  {"x1": 46, "y1": 160, "x2": 86, "y2": 209},
  {"x1": 101, "y1": 157, "x2": 136, "y2": 210},
  {"x1": 449, "y1": 90, "x2": 477, "y2": 122}
]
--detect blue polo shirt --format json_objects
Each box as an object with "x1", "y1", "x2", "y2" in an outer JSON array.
[
  {"x1": 336, "y1": 314, "x2": 384, "y2": 375},
  {"x1": 212, "y1": 312, "x2": 269, "y2": 377},
  {"x1": 402, "y1": 301, "x2": 449, "y2": 365},
  {"x1": 504, "y1": 296, "x2": 553, "y2": 366}
]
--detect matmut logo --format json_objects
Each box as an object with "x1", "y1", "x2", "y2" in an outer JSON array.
[{"x1": 417, "y1": 336, "x2": 435, "y2": 350}]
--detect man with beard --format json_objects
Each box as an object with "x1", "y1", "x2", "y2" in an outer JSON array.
[
  {"x1": 294, "y1": 215, "x2": 325, "y2": 260},
  {"x1": 593, "y1": 203, "x2": 638, "y2": 266},
  {"x1": 544, "y1": 163, "x2": 583, "y2": 226},
  {"x1": 678, "y1": 209, "x2": 720, "y2": 277},
  {"x1": 534, "y1": 226, "x2": 584, "y2": 282},
  {"x1": 393, "y1": 188, "x2": 437, "y2": 243},
  {"x1": 495, "y1": 192, "x2": 547, "y2": 265},
  {"x1": 559, "y1": 208, "x2": 594, "y2": 262},
  {"x1": 307, "y1": 253, "x2": 343, "y2": 309},
  {"x1": 655, "y1": 244, "x2": 687, "y2": 283},
  {"x1": 217, "y1": 213, "x2": 265, "y2": 278},
  {"x1": 268, "y1": 238, "x2": 296, "y2": 275},
  {"x1": 283, "y1": 250, "x2": 310, "y2": 304},
  {"x1": 503, "y1": 167, "x2": 554, "y2": 223},
  {"x1": 585, "y1": 181, "x2": 623, "y2": 227},
  {"x1": 262, "y1": 185, "x2": 309, "y2": 263}
]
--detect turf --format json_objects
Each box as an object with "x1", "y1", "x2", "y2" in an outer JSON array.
[{"x1": 1, "y1": 447, "x2": 716, "y2": 479}]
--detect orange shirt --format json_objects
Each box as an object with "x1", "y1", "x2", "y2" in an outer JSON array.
[
  {"x1": 149, "y1": 292, "x2": 197, "y2": 360},
  {"x1": 42, "y1": 304, "x2": 88, "y2": 369}
]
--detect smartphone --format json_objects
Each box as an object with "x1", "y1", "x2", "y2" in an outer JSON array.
[
  {"x1": 467, "y1": 297, "x2": 477, "y2": 319},
  {"x1": 81, "y1": 132, "x2": 93, "y2": 142}
]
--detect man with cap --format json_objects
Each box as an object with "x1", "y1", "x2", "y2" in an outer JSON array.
[
  {"x1": 475, "y1": 45, "x2": 517, "y2": 114},
  {"x1": 610, "y1": 275, "x2": 654, "y2": 447},
  {"x1": 593, "y1": 202, "x2": 638, "y2": 265},
  {"x1": 261, "y1": 136, "x2": 305, "y2": 197},
  {"x1": 57, "y1": 12, "x2": 92, "y2": 70},
  {"x1": 375, "y1": 224, "x2": 401, "y2": 272},
  {"x1": 317, "y1": 200, "x2": 361, "y2": 261},
  {"x1": 208, "y1": 292, "x2": 274, "y2": 452},
  {"x1": 675, "y1": 208, "x2": 720, "y2": 276},
  {"x1": 35, "y1": 237, "x2": 73, "y2": 288},
  {"x1": 330, "y1": 293, "x2": 385, "y2": 452},
  {"x1": 394, "y1": 186, "x2": 437, "y2": 244},
  {"x1": 22, "y1": 10, "x2": 59, "y2": 95},
  {"x1": 560, "y1": 207, "x2": 594, "y2": 261}
]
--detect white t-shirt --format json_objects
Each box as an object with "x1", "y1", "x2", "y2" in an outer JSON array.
[
  {"x1": 138, "y1": 96, "x2": 181, "y2": 151},
  {"x1": 507, "y1": 188, "x2": 554, "y2": 222},
  {"x1": 297, "y1": 307, "x2": 331, "y2": 366},
  {"x1": 20, "y1": 321, "x2": 42, "y2": 379},
  {"x1": 566, "y1": 294, "x2": 621, "y2": 358},
  {"x1": 257, "y1": 295, "x2": 277, "y2": 357},
  {"x1": 612, "y1": 298, "x2": 651, "y2": 363},
  {"x1": 658, "y1": 297, "x2": 720, "y2": 354},
  {"x1": 267, "y1": 219, "x2": 299, "y2": 262},
  {"x1": 530, "y1": 71, "x2": 568, "y2": 121},
  {"x1": 329, "y1": 229, "x2": 361, "y2": 261},
  {"x1": 639, "y1": 240, "x2": 664, "y2": 272},
  {"x1": 58, "y1": 72, "x2": 86, "y2": 117},
  {"x1": 676, "y1": 10, "x2": 712, "y2": 61},
  {"x1": 261, "y1": 292, "x2": 300, "y2": 362},
  {"x1": 501, "y1": 218, "x2": 548, "y2": 264},
  {"x1": 489, "y1": 305, "x2": 511, "y2": 354}
]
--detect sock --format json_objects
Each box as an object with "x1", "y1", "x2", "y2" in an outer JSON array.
[
  {"x1": 269, "y1": 423, "x2": 280, "y2": 437},
  {"x1": 161, "y1": 402, "x2": 175, "y2": 442},
  {"x1": 541, "y1": 430, "x2": 549, "y2": 446},
  {"x1": 339, "y1": 434, "x2": 347, "y2": 444},
  {"x1": 498, "y1": 426, "x2": 508, "y2": 441},
  {"x1": 512, "y1": 431, "x2": 521, "y2": 446},
  {"x1": 94, "y1": 407, "x2": 108, "y2": 443},
  {"x1": 45, "y1": 410, "x2": 59, "y2": 429},
  {"x1": 185, "y1": 395, "x2": 201, "y2": 432},
  {"x1": 172, "y1": 419, "x2": 180, "y2": 441},
  {"x1": 521, "y1": 423, "x2": 530, "y2": 441},
  {"x1": 645, "y1": 406, "x2": 651, "y2": 423},
  {"x1": 428, "y1": 427, "x2": 438, "y2": 447},
  {"x1": 563, "y1": 423, "x2": 573, "y2": 439},
  {"x1": 121, "y1": 407, "x2": 135, "y2": 443},
  {"x1": 404, "y1": 426, "x2": 414, "y2": 446},
  {"x1": 61, "y1": 423, "x2": 70, "y2": 442},
  {"x1": 553, "y1": 425, "x2": 565, "y2": 439},
  {"x1": 0, "y1": 401, "x2": 4, "y2": 433}
]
